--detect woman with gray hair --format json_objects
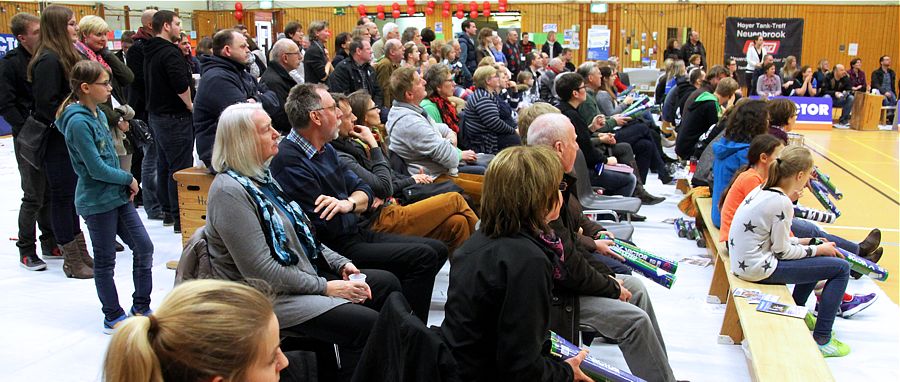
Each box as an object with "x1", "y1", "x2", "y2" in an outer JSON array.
[
  {"x1": 420, "y1": 64, "x2": 460, "y2": 132},
  {"x1": 205, "y1": 103, "x2": 400, "y2": 381}
]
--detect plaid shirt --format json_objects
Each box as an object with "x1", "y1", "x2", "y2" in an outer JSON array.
[{"x1": 286, "y1": 130, "x2": 321, "y2": 159}]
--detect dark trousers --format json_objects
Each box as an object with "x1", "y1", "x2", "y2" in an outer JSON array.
[
  {"x1": 615, "y1": 123, "x2": 666, "y2": 183},
  {"x1": 13, "y1": 134, "x2": 55, "y2": 256},
  {"x1": 139, "y1": 142, "x2": 162, "y2": 218},
  {"x1": 149, "y1": 112, "x2": 193, "y2": 217},
  {"x1": 84, "y1": 203, "x2": 154, "y2": 321},
  {"x1": 283, "y1": 268, "x2": 400, "y2": 382},
  {"x1": 590, "y1": 168, "x2": 637, "y2": 197},
  {"x1": 326, "y1": 230, "x2": 446, "y2": 322},
  {"x1": 42, "y1": 131, "x2": 82, "y2": 245}
]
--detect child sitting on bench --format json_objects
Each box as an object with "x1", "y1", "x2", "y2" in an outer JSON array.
[{"x1": 727, "y1": 145, "x2": 851, "y2": 358}]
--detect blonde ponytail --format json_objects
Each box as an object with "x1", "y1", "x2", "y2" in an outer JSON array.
[
  {"x1": 763, "y1": 145, "x2": 813, "y2": 189},
  {"x1": 103, "y1": 316, "x2": 162, "y2": 382},
  {"x1": 102, "y1": 280, "x2": 274, "y2": 382}
]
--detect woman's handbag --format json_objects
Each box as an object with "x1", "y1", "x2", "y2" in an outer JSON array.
[
  {"x1": 400, "y1": 181, "x2": 465, "y2": 205},
  {"x1": 18, "y1": 116, "x2": 51, "y2": 170}
]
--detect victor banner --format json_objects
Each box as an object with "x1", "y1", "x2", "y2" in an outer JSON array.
[{"x1": 725, "y1": 18, "x2": 804, "y2": 69}]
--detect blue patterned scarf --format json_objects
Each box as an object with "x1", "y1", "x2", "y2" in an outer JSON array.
[{"x1": 225, "y1": 169, "x2": 319, "y2": 268}]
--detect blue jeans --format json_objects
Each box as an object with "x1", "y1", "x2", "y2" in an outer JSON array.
[
  {"x1": 149, "y1": 112, "x2": 194, "y2": 216},
  {"x1": 84, "y1": 203, "x2": 154, "y2": 321},
  {"x1": 829, "y1": 93, "x2": 855, "y2": 124},
  {"x1": 791, "y1": 218, "x2": 859, "y2": 254},
  {"x1": 140, "y1": 142, "x2": 162, "y2": 218},
  {"x1": 758, "y1": 256, "x2": 849, "y2": 343},
  {"x1": 590, "y1": 251, "x2": 633, "y2": 275},
  {"x1": 590, "y1": 169, "x2": 637, "y2": 197},
  {"x1": 43, "y1": 131, "x2": 82, "y2": 244}
]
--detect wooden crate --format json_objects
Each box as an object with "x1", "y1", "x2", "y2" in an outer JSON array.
[
  {"x1": 174, "y1": 167, "x2": 215, "y2": 245},
  {"x1": 849, "y1": 92, "x2": 885, "y2": 131}
]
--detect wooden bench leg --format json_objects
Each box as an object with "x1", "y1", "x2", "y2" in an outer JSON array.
[
  {"x1": 708, "y1": 254, "x2": 729, "y2": 304},
  {"x1": 719, "y1": 294, "x2": 744, "y2": 344}
]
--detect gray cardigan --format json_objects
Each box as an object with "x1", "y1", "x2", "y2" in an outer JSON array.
[
  {"x1": 595, "y1": 90, "x2": 628, "y2": 116},
  {"x1": 206, "y1": 174, "x2": 352, "y2": 328}
]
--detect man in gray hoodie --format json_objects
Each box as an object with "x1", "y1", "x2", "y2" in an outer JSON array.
[{"x1": 385, "y1": 66, "x2": 482, "y2": 203}]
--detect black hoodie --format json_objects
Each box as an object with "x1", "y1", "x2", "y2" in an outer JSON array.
[
  {"x1": 676, "y1": 91, "x2": 720, "y2": 160},
  {"x1": 144, "y1": 36, "x2": 192, "y2": 115},
  {"x1": 0, "y1": 45, "x2": 33, "y2": 130}
]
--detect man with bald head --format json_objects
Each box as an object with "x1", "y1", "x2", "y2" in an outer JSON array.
[
  {"x1": 822, "y1": 63, "x2": 855, "y2": 126},
  {"x1": 527, "y1": 112, "x2": 678, "y2": 382},
  {"x1": 125, "y1": 8, "x2": 161, "y2": 219},
  {"x1": 261, "y1": 39, "x2": 302, "y2": 133}
]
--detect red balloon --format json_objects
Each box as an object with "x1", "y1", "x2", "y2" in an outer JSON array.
[
  {"x1": 377, "y1": 11, "x2": 386, "y2": 20},
  {"x1": 407, "y1": 0, "x2": 415, "y2": 6},
  {"x1": 425, "y1": 7, "x2": 434, "y2": 15},
  {"x1": 469, "y1": 2, "x2": 477, "y2": 12},
  {"x1": 482, "y1": 1, "x2": 489, "y2": 11},
  {"x1": 407, "y1": 6, "x2": 415, "y2": 16},
  {"x1": 456, "y1": 10, "x2": 464, "y2": 19},
  {"x1": 483, "y1": 9, "x2": 490, "y2": 17},
  {"x1": 234, "y1": 10, "x2": 243, "y2": 21},
  {"x1": 442, "y1": 9, "x2": 450, "y2": 17},
  {"x1": 498, "y1": 5, "x2": 506, "y2": 12},
  {"x1": 499, "y1": 0, "x2": 507, "y2": 5},
  {"x1": 456, "y1": 3, "x2": 464, "y2": 11},
  {"x1": 235, "y1": 2, "x2": 243, "y2": 11},
  {"x1": 469, "y1": 10, "x2": 478, "y2": 18},
  {"x1": 392, "y1": 2, "x2": 400, "y2": 11},
  {"x1": 428, "y1": 1, "x2": 436, "y2": 9},
  {"x1": 377, "y1": 4, "x2": 385, "y2": 13},
  {"x1": 392, "y1": 9, "x2": 401, "y2": 18},
  {"x1": 357, "y1": 5, "x2": 367, "y2": 16},
  {"x1": 443, "y1": 1, "x2": 451, "y2": 10}
]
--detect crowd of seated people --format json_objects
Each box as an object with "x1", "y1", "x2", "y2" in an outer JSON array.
[{"x1": 4, "y1": 7, "x2": 894, "y2": 380}]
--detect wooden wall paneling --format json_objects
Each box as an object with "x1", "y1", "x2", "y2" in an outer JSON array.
[
  {"x1": 281, "y1": 6, "x2": 356, "y2": 42},
  {"x1": 195, "y1": 10, "x2": 256, "y2": 40},
  {"x1": 0, "y1": 1, "x2": 40, "y2": 34}
]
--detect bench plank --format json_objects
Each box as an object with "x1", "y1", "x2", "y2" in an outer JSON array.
[{"x1": 693, "y1": 196, "x2": 835, "y2": 382}]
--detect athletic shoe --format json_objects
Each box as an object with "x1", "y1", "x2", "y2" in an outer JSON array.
[
  {"x1": 163, "y1": 213, "x2": 175, "y2": 226},
  {"x1": 841, "y1": 293, "x2": 878, "y2": 318},
  {"x1": 818, "y1": 337, "x2": 851, "y2": 358},
  {"x1": 43, "y1": 247, "x2": 64, "y2": 260},
  {"x1": 19, "y1": 254, "x2": 48, "y2": 271},
  {"x1": 103, "y1": 313, "x2": 128, "y2": 335},
  {"x1": 130, "y1": 306, "x2": 153, "y2": 317},
  {"x1": 804, "y1": 312, "x2": 816, "y2": 331},
  {"x1": 814, "y1": 292, "x2": 878, "y2": 318}
]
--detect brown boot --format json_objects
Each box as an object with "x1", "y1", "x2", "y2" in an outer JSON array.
[
  {"x1": 61, "y1": 240, "x2": 93, "y2": 279},
  {"x1": 74, "y1": 232, "x2": 94, "y2": 269}
]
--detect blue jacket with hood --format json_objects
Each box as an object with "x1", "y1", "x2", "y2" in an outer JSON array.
[
  {"x1": 711, "y1": 138, "x2": 750, "y2": 227},
  {"x1": 56, "y1": 104, "x2": 133, "y2": 217}
]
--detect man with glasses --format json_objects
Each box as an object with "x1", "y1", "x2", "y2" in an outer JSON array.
[
  {"x1": 261, "y1": 39, "x2": 302, "y2": 134},
  {"x1": 194, "y1": 28, "x2": 280, "y2": 168},
  {"x1": 271, "y1": 83, "x2": 446, "y2": 323}
]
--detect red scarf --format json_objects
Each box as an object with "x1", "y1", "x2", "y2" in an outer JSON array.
[
  {"x1": 428, "y1": 94, "x2": 460, "y2": 132},
  {"x1": 75, "y1": 41, "x2": 111, "y2": 73}
]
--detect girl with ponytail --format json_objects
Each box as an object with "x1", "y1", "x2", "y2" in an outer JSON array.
[
  {"x1": 103, "y1": 280, "x2": 289, "y2": 382},
  {"x1": 727, "y1": 146, "x2": 851, "y2": 358},
  {"x1": 56, "y1": 60, "x2": 152, "y2": 332}
]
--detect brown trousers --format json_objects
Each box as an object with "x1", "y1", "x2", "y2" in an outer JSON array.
[{"x1": 370, "y1": 192, "x2": 478, "y2": 255}]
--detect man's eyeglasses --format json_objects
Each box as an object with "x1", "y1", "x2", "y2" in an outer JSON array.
[{"x1": 313, "y1": 104, "x2": 338, "y2": 113}]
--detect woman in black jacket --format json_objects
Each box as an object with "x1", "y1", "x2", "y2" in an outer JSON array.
[
  {"x1": 27, "y1": 5, "x2": 93, "y2": 278},
  {"x1": 440, "y1": 146, "x2": 590, "y2": 382}
]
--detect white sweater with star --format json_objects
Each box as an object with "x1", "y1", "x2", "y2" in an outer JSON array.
[{"x1": 727, "y1": 187, "x2": 818, "y2": 281}]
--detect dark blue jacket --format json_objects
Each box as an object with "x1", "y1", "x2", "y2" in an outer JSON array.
[
  {"x1": 457, "y1": 32, "x2": 477, "y2": 83},
  {"x1": 270, "y1": 138, "x2": 374, "y2": 246},
  {"x1": 193, "y1": 54, "x2": 280, "y2": 167}
]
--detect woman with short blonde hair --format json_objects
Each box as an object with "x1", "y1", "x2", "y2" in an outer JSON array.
[{"x1": 104, "y1": 280, "x2": 288, "y2": 382}]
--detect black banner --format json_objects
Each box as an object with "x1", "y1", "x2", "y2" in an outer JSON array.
[{"x1": 725, "y1": 18, "x2": 804, "y2": 70}]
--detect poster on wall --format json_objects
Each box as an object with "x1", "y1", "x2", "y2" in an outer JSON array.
[
  {"x1": 724, "y1": 18, "x2": 803, "y2": 69},
  {"x1": 0, "y1": 34, "x2": 17, "y2": 59},
  {"x1": 587, "y1": 28, "x2": 610, "y2": 61}
]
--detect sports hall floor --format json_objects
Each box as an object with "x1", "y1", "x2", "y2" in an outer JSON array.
[{"x1": 0, "y1": 130, "x2": 896, "y2": 381}]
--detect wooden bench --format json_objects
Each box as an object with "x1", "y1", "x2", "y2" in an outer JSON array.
[
  {"x1": 693, "y1": 195, "x2": 835, "y2": 382},
  {"x1": 174, "y1": 167, "x2": 215, "y2": 246}
]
